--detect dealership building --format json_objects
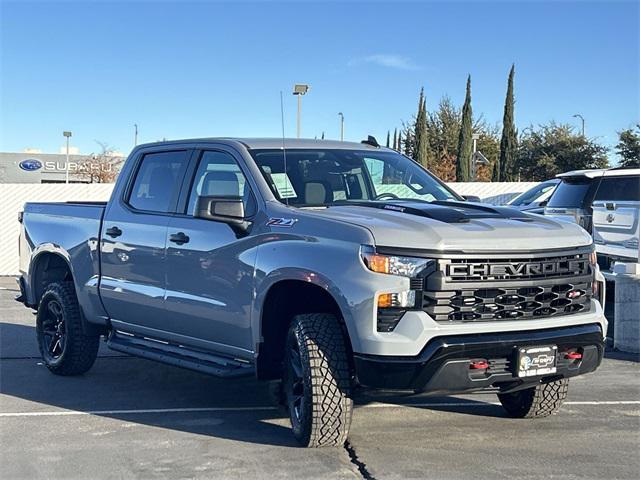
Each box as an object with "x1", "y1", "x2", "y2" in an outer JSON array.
[{"x1": 0, "y1": 151, "x2": 124, "y2": 183}]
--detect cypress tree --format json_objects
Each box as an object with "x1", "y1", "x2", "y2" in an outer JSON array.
[
  {"x1": 499, "y1": 64, "x2": 517, "y2": 181},
  {"x1": 415, "y1": 88, "x2": 429, "y2": 167},
  {"x1": 393, "y1": 128, "x2": 398, "y2": 150},
  {"x1": 386, "y1": 131, "x2": 390, "y2": 148},
  {"x1": 456, "y1": 75, "x2": 473, "y2": 181},
  {"x1": 397, "y1": 131, "x2": 403, "y2": 152}
]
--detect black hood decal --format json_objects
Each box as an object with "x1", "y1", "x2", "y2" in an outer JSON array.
[{"x1": 330, "y1": 200, "x2": 534, "y2": 224}]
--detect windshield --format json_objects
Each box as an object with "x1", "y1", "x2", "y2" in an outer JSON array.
[
  {"x1": 509, "y1": 181, "x2": 557, "y2": 206},
  {"x1": 547, "y1": 178, "x2": 593, "y2": 208},
  {"x1": 249, "y1": 148, "x2": 459, "y2": 206}
]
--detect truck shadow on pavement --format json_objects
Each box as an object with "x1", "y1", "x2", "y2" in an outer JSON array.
[{"x1": 0, "y1": 322, "x2": 570, "y2": 447}]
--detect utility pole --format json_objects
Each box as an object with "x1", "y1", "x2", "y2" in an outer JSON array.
[
  {"x1": 293, "y1": 84, "x2": 309, "y2": 138},
  {"x1": 338, "y1": 112, "x2": 344, "y2": 141},
  {"x1": 134, "y1": 123, "x2": 138, "y2": 146},
  {"x1": 63, "y1": 131, "x2": 72, "y2": 184},
  {"x1": 573, "y1": 114, "x2": 585, "y2": 137}
]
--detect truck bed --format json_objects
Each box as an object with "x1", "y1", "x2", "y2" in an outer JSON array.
[{"x1": 19, "y1": 201, "x2": 107, "y2": 319}]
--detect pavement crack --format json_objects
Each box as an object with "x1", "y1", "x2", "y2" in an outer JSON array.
[{"x1": 343, "y1": 439, "x2": 376, "y2": 480}]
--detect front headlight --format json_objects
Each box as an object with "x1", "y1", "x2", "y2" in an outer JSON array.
[{"x1": 361, "y1": 246, "x2": 432, "y2": 277}]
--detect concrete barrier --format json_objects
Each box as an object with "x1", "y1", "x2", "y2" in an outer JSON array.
[{"x1": 612, "y1": 266, "x2": 640, "y2": 354}]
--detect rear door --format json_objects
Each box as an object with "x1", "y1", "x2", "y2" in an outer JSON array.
[
  {"x1": 100, "y1": 149, "x2": 192, "y2": 333},
  {"x1": 161, "y1": 147, "x2": 259, "y2": 357},
  {"x1": 592, "y1": 175, "x2": 640, "y2": 261}
]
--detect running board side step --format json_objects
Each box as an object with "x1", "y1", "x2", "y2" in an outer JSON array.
[{"x1": 106, "y1": 332, "x2": 254, "y2": 378}]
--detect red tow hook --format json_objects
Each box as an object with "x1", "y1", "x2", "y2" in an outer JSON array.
[
  {"x1": 469, "y1": 360, "x2": 489, "y2": 370},
  {"x1": 564, "y1": 352, "x2": 582, "y2": 360}
]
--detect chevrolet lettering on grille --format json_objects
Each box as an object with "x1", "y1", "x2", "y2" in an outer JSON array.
[{"x1": 447, "y1": 259, "x2": 590, "y2": 279}]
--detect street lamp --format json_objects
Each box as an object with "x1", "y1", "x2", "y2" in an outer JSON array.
[
  {"x1": 573, "y1": 114, "x2": 585, "y2": 137},
  {"x1": 63, "y1": 131, "x2": 72, "y2": 184},
  {"x1": 338, "y1": 112, "x2": 344, "y2": 141},
  {"x1": 471, "y1": 133, "x2": 489, "y2": 181},
  {"x1": 292, "y1": 84, "x2": 309, "y2": 138}
]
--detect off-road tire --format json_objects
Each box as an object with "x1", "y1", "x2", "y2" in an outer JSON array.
[
  {"x1": 36, "y1": 281, "x2": 99, "y2": 376},
  {"x1": 283, "y1": 313, "x2": 353, "y2": 448},
  {"x1": 498, "y1": 378, "x2": 569, "y2": 418}
]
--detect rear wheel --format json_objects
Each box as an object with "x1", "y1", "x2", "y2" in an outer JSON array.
[
  {"x1": 498, "y1": 378, "x2": 569, "y2": 418},
  {"x1": 283, "y1": 313, "x2": 353, "y2": 447},
  {"x1": 36, "y1": 282, "x2": 99, "y2": 376}
]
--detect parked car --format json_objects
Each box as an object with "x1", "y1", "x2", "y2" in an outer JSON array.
[
  {"x1": 18, "y1": 138, "x2": 607, "y2": 447},
  {"x1": 507, "y1": 179, "x2": 559, "y2": 213},
  {"x1": 544, "y1": 168, "x2": 640, "y2": 270}
]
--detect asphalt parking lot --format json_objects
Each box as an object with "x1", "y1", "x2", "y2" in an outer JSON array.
[{"x1": 1, "y1": 277, "x2": 639, "y2": 480}]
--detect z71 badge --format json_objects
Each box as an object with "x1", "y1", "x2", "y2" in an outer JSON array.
[{"x1": 267, "y1": 218, "x2": 298, "y2": 227}]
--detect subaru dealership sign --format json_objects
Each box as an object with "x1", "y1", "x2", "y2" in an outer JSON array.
[{"x1": 18, "y1": 159, "x2": 43, "y2": 172}]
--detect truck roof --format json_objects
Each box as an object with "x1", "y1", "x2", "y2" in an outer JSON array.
[
  {"x1": 556, "y1": 168, "x2": 640, "y2": 179},
  {"x1": 136, "y1": 137, "x2": 385, "y2": 151}
]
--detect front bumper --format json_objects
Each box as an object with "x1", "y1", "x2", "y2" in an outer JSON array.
[{"x1": 354, "y1": 323, "x2": 604, "y2": 394}]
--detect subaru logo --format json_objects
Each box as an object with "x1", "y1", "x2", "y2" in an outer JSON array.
[{"x1": 19, "y1": 159, "x2": 43, "y2": 172}]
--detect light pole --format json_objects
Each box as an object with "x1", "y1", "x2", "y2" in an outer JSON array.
[
  {"x1": 573, "y1": 114, "x2": 585, "y2": 137},
  {"x1": 471, "y1": 133, "x2": 489, "y2": 181},
  {"x1": 63, "y1": 131, "x2": 72, "y2": 184},
  {"x1": 293, "y1": 84, "x2": 309, "y2": 138},
  {"x1": 338, "y1": 112, "x2": 344, "y2": 141},
  {"x1": 134, "y1": 123, "x2": 138, "y2": 146}
]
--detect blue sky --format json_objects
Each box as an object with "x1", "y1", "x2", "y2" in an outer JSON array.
[{"x1": 1, "y1": 0, "x2": 638, "y2": 160}]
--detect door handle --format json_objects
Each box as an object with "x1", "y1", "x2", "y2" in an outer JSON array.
[
  {"x1": 169, "y1": 232, "x2": 190, "y2": 245},
  {"x1": 105, "y1": 226, "x2": 122, "y2": 238}
]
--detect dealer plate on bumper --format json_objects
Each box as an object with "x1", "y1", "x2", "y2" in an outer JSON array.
[{"x1": 517, "y1": 345, "x2": 558, "y2": 378}]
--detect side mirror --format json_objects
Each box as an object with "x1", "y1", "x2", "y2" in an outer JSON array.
[
  {"x1": 463, "y1": 195, "x2": 482, "y2": 203},
  {"x1": 195, "y1": 196, "x2": 246, "y2": 224}
]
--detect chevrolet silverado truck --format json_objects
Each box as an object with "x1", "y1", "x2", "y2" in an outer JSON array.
[{"x1": 18, "y1": 138, "x2": 607, "y2": 447}]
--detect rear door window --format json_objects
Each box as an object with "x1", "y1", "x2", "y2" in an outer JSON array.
[
  {"x1": 594, "y1": 176, "x2": 640, "y2": 202},
  {"x1": 128, "y1": 151, "x2": 190, "y2": 213}
]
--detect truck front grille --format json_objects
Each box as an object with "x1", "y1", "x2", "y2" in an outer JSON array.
[
  {"x1": 420, "y1": 249, "x2": 594, "y2": 323},
  {"x1": 423, "y1": 282, "x2": 591, "y2": 322}
]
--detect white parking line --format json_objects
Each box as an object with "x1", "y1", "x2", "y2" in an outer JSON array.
[{"x1": 0, "y1": 401, "x2": 638, "y2": 418}]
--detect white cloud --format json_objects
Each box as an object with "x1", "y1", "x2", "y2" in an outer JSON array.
[{"x1": 349, "y1": 54, "x2": 419, "y2": 71}]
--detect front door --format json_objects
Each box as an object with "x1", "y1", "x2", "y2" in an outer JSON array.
[
  {"x1": 163, "y1": 149, "x2": 258, "y2": 357},
  {"x1": 100, "y1": 149, "x2": 191, "y2": 333}
]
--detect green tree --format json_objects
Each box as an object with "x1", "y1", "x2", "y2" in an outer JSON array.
[
  {"x1": 615, "y1": 125, "x2": 640, "y2": 168},
  {"x1": 392, "y1": 128, "x2": 397, "y2": 150},
  {"x1": 425, "y1": 96, "x2": 461, "y2": 180},
  {"x1": 414, "y1": 88, "x2": 429, "y2": 167},
  {"x1": 456, "y1": 75, "x2": 473, "y2": 181},
  {"x1": 516, "y1": 123, "x2": 609, "y2": 180},
  {"x1": 386, "y1": 130, "x2": 390, "y2": 148},
  {"x1": 499, "y1": 65, "x2": 517, "y2": 181},
  {"x1": 397, "y1": 130, "x2": 403, "y2": 153}
]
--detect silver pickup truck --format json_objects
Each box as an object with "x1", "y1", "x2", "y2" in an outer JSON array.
[{"x1": 17, "y1": 138, "x2": 607, "y2": 447}]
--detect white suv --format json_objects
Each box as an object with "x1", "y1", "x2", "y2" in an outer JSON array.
[{"x1": 545, "y1": 168, "x2": 640, "y2": 269}]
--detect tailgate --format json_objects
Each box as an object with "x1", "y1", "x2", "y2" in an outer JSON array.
[{"x1": 593, "y1": 201, "x2": 640, "y2": 261}]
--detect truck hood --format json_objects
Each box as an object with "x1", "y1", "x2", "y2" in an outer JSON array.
[{"x1": 305, "y1": 200, "x2": 592, "y2": 252}]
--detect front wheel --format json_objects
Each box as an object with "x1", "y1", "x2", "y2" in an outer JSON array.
[
  {"x1": 498, "y1": 378, "x2": 569, "y2": 418},
  {"x1": 283, "y1": 313, "x2": 353, "y2": 447}
]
